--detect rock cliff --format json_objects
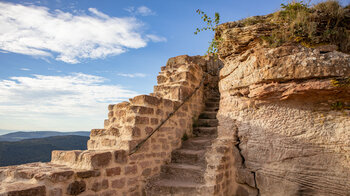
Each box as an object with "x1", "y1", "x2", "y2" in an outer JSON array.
[{"x1": 216, "y1": 17, "x2": 350, "y2": 195}]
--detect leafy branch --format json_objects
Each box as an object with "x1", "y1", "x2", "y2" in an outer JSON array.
[{"x1": 194, "y1": 9, "x2": 221, "y2": 55}]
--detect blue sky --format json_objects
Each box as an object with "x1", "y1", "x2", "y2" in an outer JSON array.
[{"x1": 1, "y1": 0, "x2": 345, "y2": 132}]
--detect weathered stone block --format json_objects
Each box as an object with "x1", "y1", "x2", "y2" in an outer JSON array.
[
  {"x1": 131, "y1": 127, "x2": 141, "y2": 137},
  {"x1": 108, "y1": 111, "x2": 113, "y2": 118},
  {"x1": 142, "y1": 168, "x2": 152, "y2": 177},
  {"x1": 130, "y1": 95, "x2": 161, "y2": 106},
  {"x1": 111, "y1": 178, "x2": 125, "y2": 189},
  {"x1": 129, "y1": 153, "x2": 145, "y2": 161},
  {"x1": 144, "y1": 127, "x2": 153, "y2": 134},
  {"x1": 5, "y1": 184, "x2": 46, "y2": 196},
  {"x1": 90, "y1": 152, "x2": 112, "y2": 168},
  {"x1": 108, "y1": 104, "x2": 115, "y2": 111},
  {"x1": 157, "y1": 75, "x2": 167, "y2": 84},
  {"x1": 127, "y1": 177, "x2": 138, "y2": 186},
  {"x1": 90, "y1": 129, "x2": 106, "y2": 137},
  {"x1": 106, "y1": 167, "x2": 121, "y2": 176},
  {"x1": 150, "y1": 118, "x2": 159, "y2": 125},
  {"x1": 156, "y1": 109, "x2": 163, "y2": 116},
  {"x1": 49, "y1": 188, "x2": 62, "y2": 196},
  {"x1": 135, "y1": 116, "x2": 149, "y2": 125},
  {"x1": 130, "y1": 106, "x2": 154, "y2": 115},
  {"x1": 67, "y1": 181, "x2": 86, "y2": 195},
  {"x1": 76, "y1": 170, "x2": 100, "y2": 179},
  {"x1": 115, "y1": 101, "x2": 130, "y2": 109},
  {"x1": 114, "y1": 150, "x2": 127, "y2": 164},
  {"x1": 124, "y1": 165, "x2": 137, "y2": 175},
  {"x1": 51, "y1": 150, "x2": 82, "y2": 166},
  {"x1": 91, "y1": 179, "x2": 108, "y2": 192},
  {"x1": 100, "y1": 190, "x2": 116, "y2": 196},
  {"x1": 139, "y1": 161, "x2": 151, "y2": 169},
  {"x1": 44, "y1": 170, "x2": 74, "y2": 182},
  {"x1": 163, "y1": 99, "x2": 173, "y2": 108}
]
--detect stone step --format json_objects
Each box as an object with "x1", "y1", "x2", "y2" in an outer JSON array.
[
  {"x1": 193, "y1": 127, "x2": 217, "y2": 136},
  {"x1": 171, "y1": 149, "x2": 206, "y2": 165},
  {"x1": 0, "y1": 162, "x2": 75, "y2": 182},
  {"x1": 52, "y1": 150, "x2": 114, "y2": 170},
  {"x1": 205, "y1": 107, "x2": 219, "y2": 112},
  {"x1": 160, "y1": 163, "x2": 205, "y2": 183},
  {"x1": 207, "y1": 98, "x2": 220, "y2": 102},
  {"x1": 145, "y1": 179, "x2": 200, "y2": 195},
  {"x1": 0, "y1": 182, "x2": 46, "y2": 196},
  {"x1": 199, "y1": 111, "x2": 217, "y2": 119},
  {"x1": 181, "y1": 137, "x2": 213, "y2": 150},
  {"x1": 197, "y1": 119, "x2": 218, "y2": 127},
  {"x1": 205, "y1": 102, "x2": 219, "y2": 108}
]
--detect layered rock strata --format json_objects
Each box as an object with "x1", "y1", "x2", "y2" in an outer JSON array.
[{"x1": 216, "y1": 22, "x2": 350, "y2": 195}]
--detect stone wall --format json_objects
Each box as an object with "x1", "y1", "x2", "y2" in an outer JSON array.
[
  {"x1": 216, "y1": 22, "x2": 350, "y2": 195},
  {"x1": 0, "y1": 55, "x2": 222, "y2": 196}
]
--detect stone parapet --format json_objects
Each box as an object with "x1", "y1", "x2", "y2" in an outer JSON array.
[{"x1": 0, "y1": 55, "x2": 221, "y2": 196}]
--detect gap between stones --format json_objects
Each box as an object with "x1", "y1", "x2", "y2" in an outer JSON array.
[{"x1": 234, "y1": 125, "x2": 260, "y2": 195}]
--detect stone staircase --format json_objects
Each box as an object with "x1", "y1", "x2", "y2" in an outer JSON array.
[{"x1": 145, "y1": 96, "x2": 220, "y2": 195}]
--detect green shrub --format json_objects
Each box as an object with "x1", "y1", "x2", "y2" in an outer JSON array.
[{"x1": 257, "y1": 0, "x2": 350, "y2": 53}]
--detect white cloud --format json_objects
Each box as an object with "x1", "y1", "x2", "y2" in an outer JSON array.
[
  {"x1": 0, "y1": 73, "x2": 138, "y2": 130},
  {"x1": 20, "y1": 68, "x2": 31, "y2": 71},
  {"x1": 125, "y1": 6, "x2": 155, "y2": 16},
  {"x1": 0, "y1": 2, "x2": 163, "y2": 63},
  {"x1": 136, "y1": 6, "x2": 155, "y2": 16},
  {"x1": 146, "y1": 34, "x2": 167, "y2": 42},
  {"x1": 117, "y1": 73, "x2": 146, "y2": 78}
]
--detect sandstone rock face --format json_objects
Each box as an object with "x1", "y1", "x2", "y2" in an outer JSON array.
[{"x1": 217, "y1": 22, "x2": 350, "y2": 195}]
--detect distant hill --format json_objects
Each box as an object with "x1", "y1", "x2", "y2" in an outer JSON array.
[
  {"x1": 0, "y1": 131, "x2": 90, "y2": 142},
  {"x1": 0, "y1": 135, "x2": 89, "y2": 166}
]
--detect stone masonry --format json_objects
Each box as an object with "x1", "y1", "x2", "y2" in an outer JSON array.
[{"x1": 0, "y1": 55, "x2": 222, "y2": 196}]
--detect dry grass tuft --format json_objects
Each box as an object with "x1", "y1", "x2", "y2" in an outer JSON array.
[{"x1": 250, "y1": 0, "x2": 350, "y2": 53}]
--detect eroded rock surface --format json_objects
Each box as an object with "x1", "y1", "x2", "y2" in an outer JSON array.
[{"x1": 217, "y1": 22, "x2": 350, "y2": 195}]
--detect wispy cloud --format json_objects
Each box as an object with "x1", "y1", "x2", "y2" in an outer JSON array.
[
  {"x1": 20, "y1": 68, "x2": 31, "y2": 71},
  {"x1": 125, "y1": 6, "x2": 155, "y2": 16},
  {"x1": 117, "y1": 73, "x2": 146, "y2": 78},
  {"x1": 0, "y1": 73, "x2": 138, "y2": 130},
  {"x1": 0, "y1": 2, "x2": 163, "y2": 64},
  {"x1": 146, "y1": 34, "x2": 167, "y2": 42}
]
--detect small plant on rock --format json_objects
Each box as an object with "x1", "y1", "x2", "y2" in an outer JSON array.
[
  {"x1": 194, "y1": 9, "x2": 221, "y2": 55},
  {"x1": 181, "y1": 132, "x2": 189, "y2": 141}
]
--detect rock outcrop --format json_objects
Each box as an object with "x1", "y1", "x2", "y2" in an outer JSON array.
[{"x1": 216, "y1": 21, "x2": 350, "y2": 195}]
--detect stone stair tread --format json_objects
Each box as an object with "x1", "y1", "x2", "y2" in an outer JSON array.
[
  {"x1": 199, "y1": 111, "x2": 217, "y2": 119},
  {"x1": 201, "y1": 111, "x2": 217, "y2": 114},
  {"x1": 205, "y1": 107, "x2": 219, "y2": 112},
  {"x1": 163, "y1": 163, "x2": 204, "y2": 171},
  {"x1": 189, "y1": 136, "x2": 213, "y2": 142},
  {"x1": 198, "y1": 119, "x2": 217, "y2": 121},
  {"x1": 207, "y1": 98, "x2": 220, "y2": 102},
  {"x1": 194, "y1": 126, "x2": 217, "y2": 129},
  {"x1": 193, "y1": 127, "x2": 217, "y2": 137},
  {"x1": 174, "y1": 149, "x2": 206, "y2": 155},
  {"x1": 197, "y1": 119, "x2": 218, "y2": 127},
  {"x1": 152, "y1": 178, "x2": 202, "y2": 188},
  {"x1": 181, "y1": 137, "x2": 213, "y2": 150}
]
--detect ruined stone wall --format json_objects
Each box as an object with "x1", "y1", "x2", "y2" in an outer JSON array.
[
  {"x1": 216, "y1": 22, "x2": 350, "y2": 195},
  {"x1": 0, "y1": 55, "x2": 221, "y2": 196}
]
